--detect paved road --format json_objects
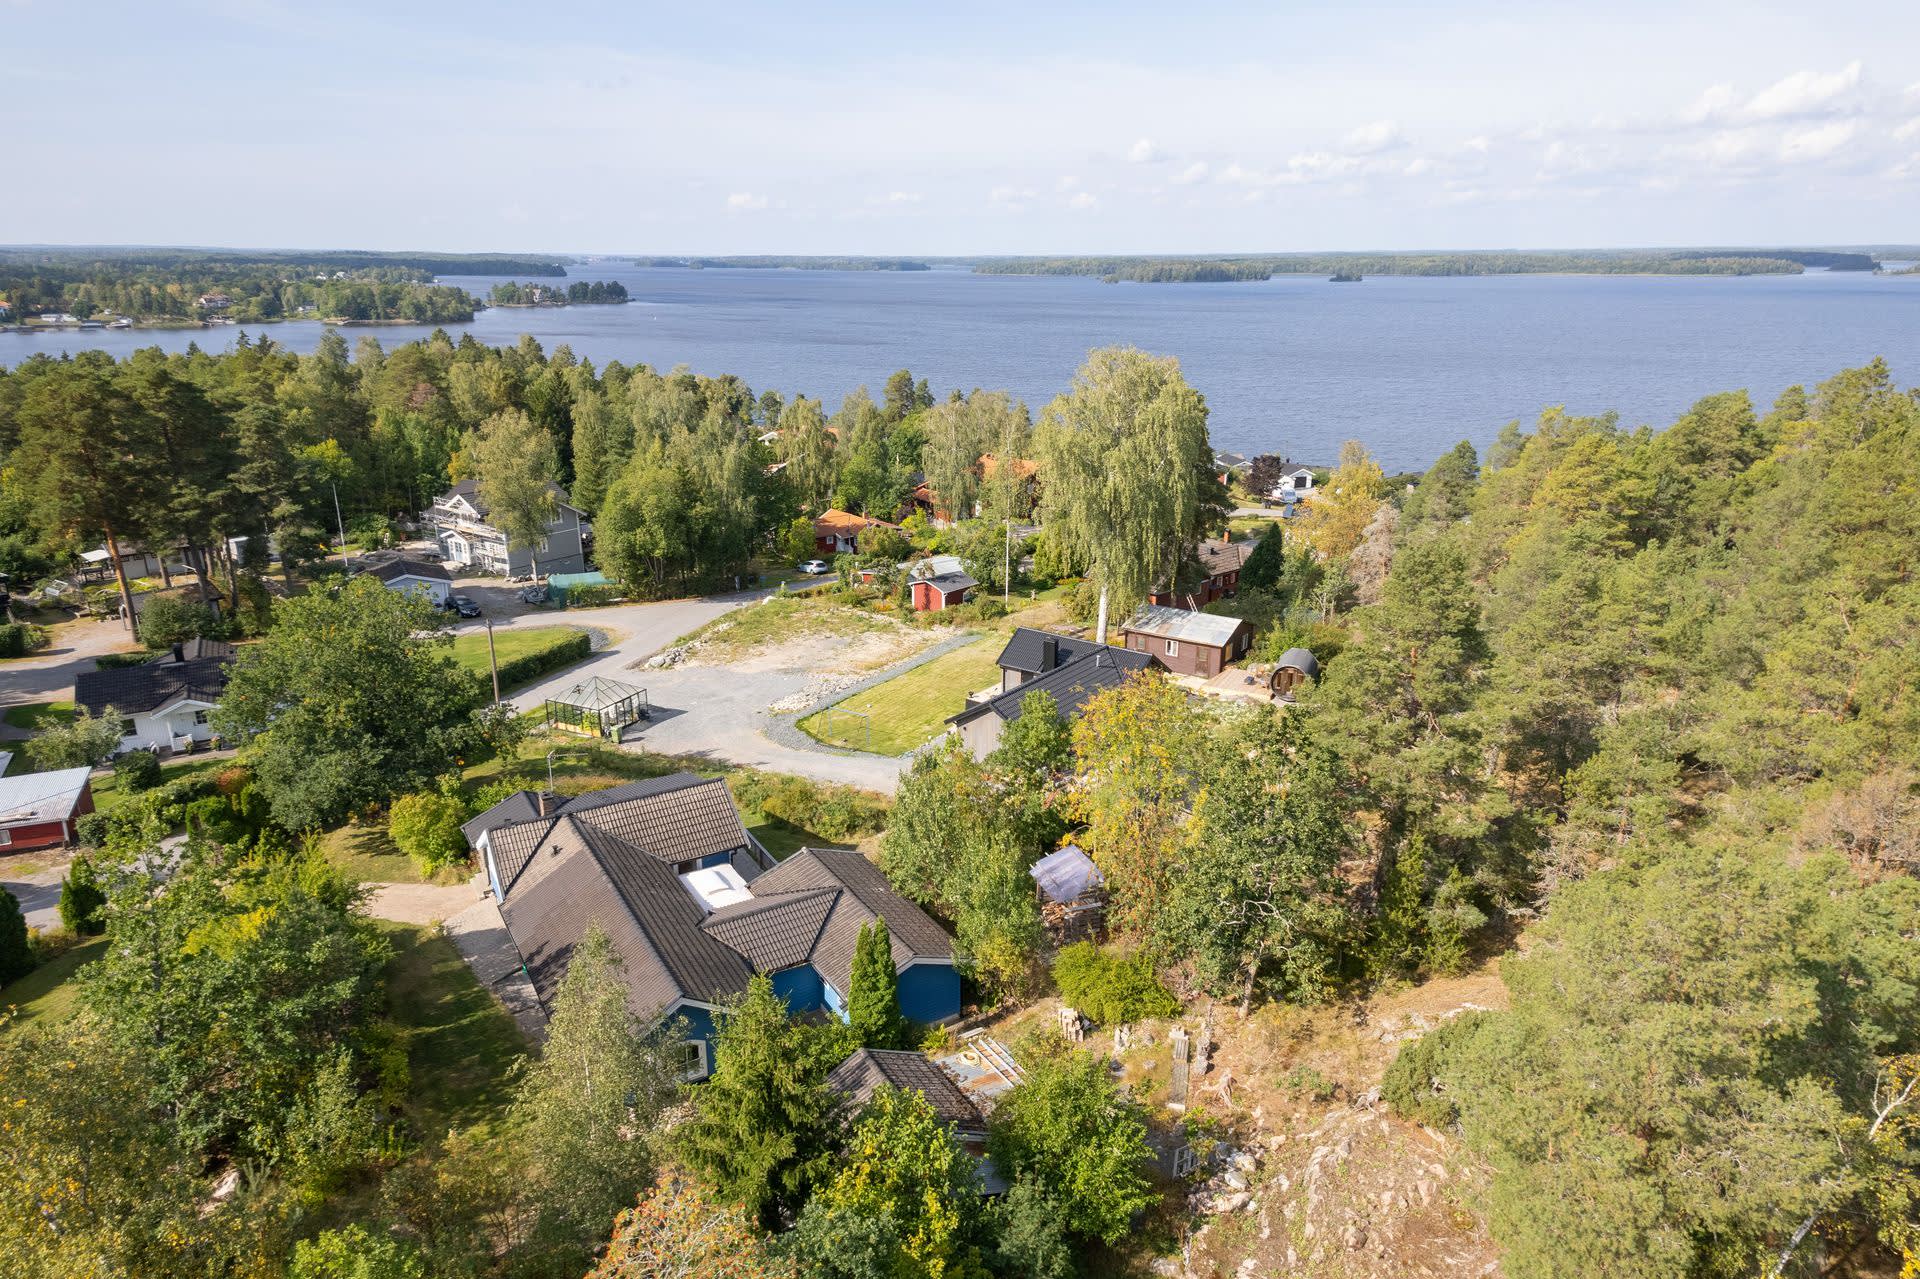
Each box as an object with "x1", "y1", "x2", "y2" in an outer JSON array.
[
  {"x1": 0, "y1": 617, "x2": 143, "y2": 728},
  {"x1": 2, "y1": 862, "x2": 65, "y2": 931}
]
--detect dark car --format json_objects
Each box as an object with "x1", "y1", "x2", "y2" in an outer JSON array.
[{"x1": 449, "y1": 594, "x2": 482, "y2": 618}]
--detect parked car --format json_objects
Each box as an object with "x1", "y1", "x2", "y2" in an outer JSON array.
[
  {"x1": 449, "y1": 594, "x2": 482, "y2": 618},
  {"x1": 519, "y1": 583, "x2": 550, "y2": 604},
  {"x1": 797, "y1": 559, "x2": 831, "y2": 575}
]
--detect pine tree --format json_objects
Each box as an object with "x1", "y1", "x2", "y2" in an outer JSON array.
[
  {"x1": 677, "y1": 975, "x2": 837, "y2": 1228},
  {"x1": 0, "y1": 886, "x2": 32, "y2": 984},
  {"x1": 847, "y1": 920, "x2": 905, "y2": 1049},
  {"x1": 1237, "y1": 520, "x2": 1285, "y2": 590}
]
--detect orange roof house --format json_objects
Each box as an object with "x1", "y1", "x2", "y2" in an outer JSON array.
[{"x1": 813, "y1": 509, "x2": 901, "y2": 556}]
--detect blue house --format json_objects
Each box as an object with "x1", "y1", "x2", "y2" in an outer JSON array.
[{"x1": 468, "y1": 773, "x2": 960, "y2": 1079}]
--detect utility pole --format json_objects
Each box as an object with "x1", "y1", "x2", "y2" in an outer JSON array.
[
  {"x1": 484, "y1": 618, "x2": 501, "y2": 704},
  {"x1": 1003, "y1": 520, "x2": 1011, "y2": 606}
]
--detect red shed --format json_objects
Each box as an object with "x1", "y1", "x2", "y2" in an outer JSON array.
[{"x1": 0, "y1": 766, "x2": 95, "y2": 853}]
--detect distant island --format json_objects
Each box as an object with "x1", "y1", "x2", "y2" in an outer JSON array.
[
  {"x1": 489, "y1": 280, "x2": 630, "y2": 307},
  {"x1": 0, "y1": 248, "x2": 568, "y2": 327},
  {"x1": 970, "y1": 247, "x2": 1888, "y2": 282},
  {"x1": 1330, "y1": 271, "x2": 1362, "y2": 283},
  {"x1": 629, "y1": 255, "x2": 932, "y2": 272}
]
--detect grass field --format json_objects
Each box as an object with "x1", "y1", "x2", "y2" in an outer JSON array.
[
  {"x1": 673, "y1": 594, "x2": 891, "y2": 659},
  {"x1": 450, "y1": 625, "x2": 586, "y2": 688},
  {"x1": 0, "y1": 935, "x2": 108, "y2": 1029},
  {"x1": 377, "y1": 921, "x2": 526, "y2": 1134},
  {"x1": 321, "y1": 823, "x2": 447, "y2": 885},
  {"x1": 798, "y1": 634, "x2": 1006, "y2": 755},
  {"x1": 3, "y1": 699, "x2": 75, "y2": 733}
]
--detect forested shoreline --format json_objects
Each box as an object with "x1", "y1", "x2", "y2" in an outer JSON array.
[{"x1": 971, "y1": 247, "x2": 1889, "y2": 282}]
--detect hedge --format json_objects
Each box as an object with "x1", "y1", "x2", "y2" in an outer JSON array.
[
  {"x1": 0, "y1": 622, "x2": 48, "y2": 658},
  {"x1": 94, "y1": 651, "x2": 156, "y2": 670},
  {"x1": 484, "y1": 629, "x2": 592, "y2": 695}
]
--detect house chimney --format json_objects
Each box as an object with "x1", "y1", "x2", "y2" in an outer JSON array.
[
  {"x1": 171, "y1": 641, "x2": 185, "y2": 663},
  {"x1": 1040, "y1": 635, "x2": 1058, "y2": 672},
  {"x1": 536, "y1": 790, "x2": 558, "y2": 817}
]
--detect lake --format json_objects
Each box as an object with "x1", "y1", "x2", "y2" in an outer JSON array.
[{"x1": 8, "y1": 264, "x2": 1917, "y2": 471}]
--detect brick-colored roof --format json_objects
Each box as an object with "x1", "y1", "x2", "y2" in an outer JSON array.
[
  {"x1": 1196, "y1": 539, "x2": 1256, "y2": 577},
  {"x1": 828, "y1": 1049, "x2": 986, "y2": 1135},
  {"x1": 813, "y1": 509, "x2": 898, "y2": 537}
]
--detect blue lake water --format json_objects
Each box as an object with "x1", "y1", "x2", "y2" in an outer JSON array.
[{"x1": 8, "y1": 264, "x2": 1917, "y2": 471}]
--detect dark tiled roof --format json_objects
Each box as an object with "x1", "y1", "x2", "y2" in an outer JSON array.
[
  {"x1": 828, "y1": 1049, "x2": 986, "y2": 1134},
  {"x1": 499, "y1": 815, "x2": 753, "y2": 1020},
  {"x1": 995, "y1": 627, "x2": 1103, "y2": 676},
  {"x1": 749, "y1": 847, "x2": 952, "y2": 996},
  {"x1": 75, "y1": 651, "x2": 233, "y2": 717},
  {"x1": 923, "y1": 572, "x2": 977, "y2": 594},
  {"x1": 462, "y1": 790, "x2": 543, "y2": 846},
  {"x1": 364, "y1": 556, "x2": 452, "y2": 584},
  {"x1": 1196, "y1": 539, "x2": 1256, "y2": 577},
  {"x1": 174, "y1": 637, "x2": 235, "y2": 661},
  {"x1": 953, "y1": 646, "x2": 1156, "y2": 729},
  {"x1": 699, "y1": 888, "x2": 838, "y2": 971},
  {"x1": 487, "y1": 774, "x2": 752, "y2": 894}
]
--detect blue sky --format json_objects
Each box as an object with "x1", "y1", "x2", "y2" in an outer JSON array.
[{"x1": 9, "y1": 0, "x2": 1919, "y2": 254}]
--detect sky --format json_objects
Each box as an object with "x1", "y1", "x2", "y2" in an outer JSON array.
[{"x1": 8, "y1": 0, "x2": 1920, "y2": 255}]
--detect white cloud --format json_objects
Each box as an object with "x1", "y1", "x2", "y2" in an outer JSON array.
[
  {"x1": 1402, "y1": 156, "x2": 1432, "y2": 176},
  {"x1": 1126, "y1": 137, "x2": 1161, "y2": 163},
  {"x1": 1778, "y1": 118, "x2": 1857, "y2": 161},
  {"x1": 1745, "y1": 61, "x2": 1861, "y2": 120},
  {"x1": 1068, "y1": 191, "x2": 1098, "y2": 209},
  {"x1": 1894, "y1": 117, "x2": 1920, "y2": 142},
  {"x1": 1462, "y1": 135, "x2": 1491, "y2": 154},
  {"x1": 1055, "y1": 174, "x2": 1081, "y2": 192},
  {"x1": 1679, "y1": 83, "x2": 1737, "y2": 125},
  {"x1": 1341, "y1": 119, "x2": 1402, "y2": 153},
  {"x1": 725, "y1": 191, "x2": 768, "y2": 211},
  {"x1": 988, "y1": 184, "x2": 1035, "y2": 211},
  {"x1": 1172, "y1": 160, "x2": 1210, "y2": 185}
]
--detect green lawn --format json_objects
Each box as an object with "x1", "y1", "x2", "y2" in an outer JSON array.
[
  {"x1": 798, "y1": 634, "x2": 1006, "y2": 755},
  {"x1": 377, "y1": 921, "x2": 525, "y2": 1134},
  {"x1": 3, "y1": 700, "x2": 74, "y2": 733},
  {"x1": 322, "y1": 823, "x2": 436, "y2": 885},
  {"x1": 0, "y1": 935, "x2": 108, "y2": 1030},
  {"x1": 450, "y1": 625, "x2": 587, "y2": 689}
]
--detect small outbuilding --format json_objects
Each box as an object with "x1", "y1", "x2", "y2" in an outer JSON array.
[
  {"x1": 0, "y1": 766, "x2": 94, "y2": 853},
  {"x1": 1029, "y1": 843, "x2": 1104, "y2": 907},
  {"x1": 357, "y1": 553, "x2": 453, "y2": 605},
  {"x1": 543, "y1": 676, "x2": 649, "y2": 740},
  {"x1": 908, "y1": 554, "x2": 977, "y2": 612},
  {"x1": 1271, "y1": 647, "x2": 1320, "y2": 701},
  {"x1": 1118, "y1": 605, "x2": 1254, "y2": 679}
]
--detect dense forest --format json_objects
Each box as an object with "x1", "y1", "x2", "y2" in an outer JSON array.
[
  {"x1": 488, "y1": 280, "x2": 630, "y2": 305},
  {"x1": 972, "y1": 248, "x2": 1886, "y2": 281},
  {"x1": 629, "y1": 255, "x2": 932, "y2": 271},
  {"x1": 0, "y1": 249, "x2": 564, "y2": 323}
]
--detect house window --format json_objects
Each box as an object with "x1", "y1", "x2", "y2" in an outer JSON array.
[
  {"x1": 119, "y1": 718, "x2": 136, "y2": 736},
  {"x1": 192, "y1": 710, "x2": 210, "y2": 726},
  {"x1": 675, "y1": 1040, "x2": 709, "y2": 1081},
  {"x1": 537, "y1": 537, "x2": 550, "y2": 554},
  {"x1": 1172, "y1": 1143, "x2": 1198, "y2": 1177},
  {"x1": 1166, "y1": 639, "x2": 1180, "y2": 656},
  {"x1": 0, "y1": 829, "x2": 12, "y2": 847}
]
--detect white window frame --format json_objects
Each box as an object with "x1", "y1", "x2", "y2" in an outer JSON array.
[
  {"x1": 537, "y1": 536, "x2": 550, "y2": 554},
  {"x1": 1166, "y1": 639, "x2": 1180, "y2": 656},
  {"x1": 0, "y1": 828, "x2": 12, "y2": 847},
  {"x1": 676, "y1": 1039, "x2": 709, "y2": 1081},
  {"x1": 192, "y1": 709, "x2": 210, "y2": 726}
]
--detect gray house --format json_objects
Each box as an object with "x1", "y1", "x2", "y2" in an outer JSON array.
[
  {"x1": 426, "y1": 479, "x2": 590, "y2": 578},
  {"x1": 949, "y1": 630, "x2": 1157, "y2": 760}
]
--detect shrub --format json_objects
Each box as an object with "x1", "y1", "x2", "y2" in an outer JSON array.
[
  {"x1": 485, "y1": 628, "x2": 591, "y2": 695},
  {"x1": 92, "y1": 650, "x2": 154, "y2": 669},
  {"x1": 290, "y1": 1226, "x2": 425, "y2": 1279},
  {"x1": 0, "y1": 886, "x2": 34, "y2": 984},
  {"x1": 757, "y1": 774, "x2": 887, "y2": 841},
  {"x1": 29, "y1": 926, "x2": 77, "y2": 963},
  {"x1": 74, "y1": 811, "x2": 114, "y2": 849},
  {"x1": 114, "y1": 748, "x2": 162, "y2": 791},
  {"x1": 1279, "y1": 1063, "x2": 1337, "y2": 1102},
  {"x1": 0, "y1": 622, "x2": 48, "y2": 658},
  {"x1": 1051, "y1": 942, "x2": 1179, "y2": 1026},
  {"x1": 388, "y1": 791, "x2": 469, "y2": 875},
  {"x1": 1381, "y1": 1015, "x2": 1481, "y2": 1129},
  {"x1": 1066, "y1": 579, "x2": 1101, "y2": 625},
  {"x1": 23, "y1": 706, "x2": 123, "y2": 770},
  {"x1": 58, "y1": 856, "x2": 106, "y2": 935}
]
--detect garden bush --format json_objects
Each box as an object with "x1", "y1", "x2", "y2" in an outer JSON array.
[
  {"x1": 136, "y1": 595, "x2": 221, "y2": 650},
  {"x1": 388, "y1": 791, "x2": 469, "y2": 875},
  {"x1": 484, "y1": 629, "x2": 591, "y2": 695},
  {"x1": 0, "y1": 886, "x2": 34, "y2": 984},
  {"x1": 0, "y1": 621, "x2": 49, "y2": 658},
  {"x1": 1381, "y1": 1014, "x2": 1482, "y2": 1129},
  {"x1": 58, "y1": 856, "x2": 106, "y2": 935},
  {"x1": 93, "y1": 650, "x2": 155, "y2": 669},
  {"x1": 1051, "y1": 942, "x2": 1179, "y2": 1026},
  {"x1": 115, "y1": 748, "x2": 162, "y2": 791},
  {"x1": 739, "y1": 771, "x2": 888, "y2": 841}
]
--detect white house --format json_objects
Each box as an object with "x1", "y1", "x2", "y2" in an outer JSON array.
[
  {"x1": 1268, "y1": 464, "x2": 1316, "y2": 499},
  {"x1": 73, "y1": 639, "x2": 235, "y2": 754},
  {"x1": 357, "y1": 553, "x2": 453, "y2": 605},
  {"x1": 426, "y1": 479, "x2": 590, "y2": 578}
]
